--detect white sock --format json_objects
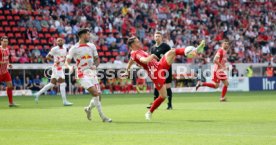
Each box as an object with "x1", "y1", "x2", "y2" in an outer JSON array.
[
  {"x1": 88, "y1": 98, "x2": 96, "y2": 109},
  {"x1": 36, "y1": 83, "x2": 55, "y2": 96},
  {"x1": 93, "y1": 96, "x2": 106, "y2": 119},
  {"x1": 60, "y1": 83, "x2": 67, "y2": 103}
]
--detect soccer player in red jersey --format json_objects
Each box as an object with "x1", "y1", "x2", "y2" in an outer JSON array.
[
  {"x1": 123, "y1": 36, "x2": 205, "y2": 120},
  {"x1": 196, "y1": 39, "x2": 230, "y2": 102},
  {"x1": 0, "y1": 36, "x2": 18, "y2": 107}
]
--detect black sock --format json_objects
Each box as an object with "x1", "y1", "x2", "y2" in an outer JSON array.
[
  {"x1": 167, "y1": 88, "x2": 172, "y2": 107},
  {"x1": 153, "y1": 88, "x2": 159, "y2": 101}
]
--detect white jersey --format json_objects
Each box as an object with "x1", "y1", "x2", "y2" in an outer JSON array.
[
  {"x1": 48, "y1": 45, "x2": 67, "y2": 69},
  {"x1": 67, "y1": 42, "x2": 98, "y2": 78}
]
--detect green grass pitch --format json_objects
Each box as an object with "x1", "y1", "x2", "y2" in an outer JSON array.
[{"x1": 0, "y1": 91, "x2": 276, "y2": 145}]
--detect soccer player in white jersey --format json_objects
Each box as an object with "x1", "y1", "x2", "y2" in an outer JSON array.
[
  {"x1": 65, "y1": 28, "x2": 112, "y2": 122},
  {"x1": 35, "y1": 38, "x2": 73, "y2": 106}
]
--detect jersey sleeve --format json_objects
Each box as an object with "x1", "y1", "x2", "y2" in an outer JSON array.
[
  {"x1": 67, "y1": 46, "x2": 75, "y2": 59},
  {"x1": 48, "y1": 47, "x2": 56, "y2": 56}
]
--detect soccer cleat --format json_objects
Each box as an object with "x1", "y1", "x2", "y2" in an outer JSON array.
[
  {"x1": 84, "y1": 107, "x2": 92, "y2": 121},
  {"x1": 167, "y1": 106, "x2": 173, "y2": 110},
  {"x1": 102, "y1": 117, "x2": 112, "y2": 123},
  {"x1": 196, "y1": 40, "x2": 205, "y2": 53},
  {"x1": 145, "y1": 111, "x2": 152, "y2": 120},
  {"x1": 195, "y1": 81, "x2": 202, "y2": 91},
  {"x1": 9, "y1": 103, "x2": 19, "y2": 107},
  {"x1": 220, "y1": 97, "x2": 227, "y2": 102},
  {"x1": 146, "y1": 103, "x2": 152, "y2": 109},
  {"x1": 63, "y1": 101, "x2": 73, "y2": 106}
]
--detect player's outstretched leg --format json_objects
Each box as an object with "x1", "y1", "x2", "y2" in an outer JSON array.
[
  {"x1": 35, "y1": 83, "x2": 55, "y2": 103},
  {"x1": 164, "y1": 40, "x2": 206, "y2": 65},
  {"x1": 145, "y1": 85, "x2": 167, "y2": 120}
]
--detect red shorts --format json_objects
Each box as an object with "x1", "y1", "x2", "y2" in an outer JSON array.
[
  {"x1": 152, "y1": 56, "x2": 171, "y2": 90},
  {"x1": 212, "y1": 70, "x2": 227, "y2": 83},
  {"x1": 0, "y1": 72, "x2": 12, "y2": 82}
]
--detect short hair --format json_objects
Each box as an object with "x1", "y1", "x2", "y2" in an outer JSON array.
[
  {"x1": 127, "y1": 36, "x2": 137, "y2": 47},
  {"x1": 1, "y1": 36, "x2": 8, "y2": 41},
  {"x1": 155, "y1": 31, "x2": 162, "y2": 35},
  {"x1": 77, "y1": 28, "x2": 90, "y2": 38}
]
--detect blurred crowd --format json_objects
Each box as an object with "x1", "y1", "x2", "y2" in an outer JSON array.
[{"x1": 0, "y1": 0, "x2": 275, "y2": 64}]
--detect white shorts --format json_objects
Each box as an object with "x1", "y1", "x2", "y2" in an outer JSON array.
[
  {"x1": 51, "y1": 67, "x2": 65, "y2": 79},
  {"x1": 78, "y1": 69, "x2": 101, "y2": 93}
]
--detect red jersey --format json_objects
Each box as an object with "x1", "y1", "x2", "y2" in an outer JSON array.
[
  {"x1": 0, "y1": 47, "x2": 9, "y2": 75},
  {"x1": 130, "y1": 49, "x2": 158, "y2": 78},
  {"x1": 214, "y1": 48, "x2": 227, "y2": 71}
]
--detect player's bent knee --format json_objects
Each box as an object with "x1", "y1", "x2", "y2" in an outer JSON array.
[{"x1": 214, "y1": 84, "x2": 219, "y2": 88}]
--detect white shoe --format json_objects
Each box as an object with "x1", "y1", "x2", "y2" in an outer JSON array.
[
  {"x1": 102, "y1": 117, "x2": 112, "y2": 123},
  {"x1": 145, "y1": 111, "x2": 152, "y2": 120},
  {"x1": 63, "y1": 101, "x2": 73, "y2": 106},
  {"x1": 34, "y1": 93, "x2": 39, "y2": 104},
  {"x1": 84, "y1": 107, "x2": 92, "y2": 121}
]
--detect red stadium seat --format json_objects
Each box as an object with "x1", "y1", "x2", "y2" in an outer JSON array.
[
  {"x1": 15, "y1": 33, "x2": 21, "y2": 38},
  {"x1": 105, "y1": 52, "x2": 111, "y2": 56},
  {"x1": 13, "y1": 45, "x2": 19, "y2": 49},
  {"x1": 38, "y1": 33, "x2": 44, "y2": 38},
  {"x1": 14, "y1": 16, "x2": 20, "y2": 20},
  {"x1": 96, "y1": 45, "x2": 100, "y2": 50},
  {"x1": 33, "y1": 40, "x2": 40, "y2": 44},
  {"x1": 7, "y1": 33, "x2": 14, "y2": 37},
  {"x1": 2, "y1": 21, "x2": 8, "y2": 26},
  {"x1": 33, "y1": 11, "x2": 40, "y2": 16},
  {"x1": 7, "y1": 16, "x2": 13, "y2": 20},
  {"x1": 5, "y1": 27, "x2": 11, "y2": 32},
  {"x1": 40, "y1": 39, "x2": 47, "y2": 44},
  {"x1": 0, "y1": 10, "x2": 2, "y2": 14},
  {"x1": 9, "y1": 21, "x2": 16, "y2": 26},
  {"x1": 50, "y1": 28, "x2": 56, "y2": 33},
  {"x1": 98, "y1": 52, "x2": 104, "y2": 57},
  {"x1": 10, "y1": 39, "x2": 17, "y2": 44},
  {"x1": 12, "y1": 27, "x2": 19, "y2": 32},
  {"x1": 0, "y1": 15, "x2": 5, "y2": 20},
  {"x1": 0, "y1": 27, "x2": 3, "y2": 32},
  {"x1": 28, "y1": 45, "x2": 35, "y2": 50},
  {"x1": 37, "y1": 45, "x2": 43, "y2": 49},
  {"x1": 11, "y1": 10, "x2": 18, "y2": 15},
  {"x1": 18, "y1": 39, "x2": 24, "y2": 44},
  {"x1": 4, "y1": 10, "x2": 11, "y2": 15},
  {"x1": 102, "y1": 46, "x2": 108, "y2": 51},
  {"x1": 42, "y1": 28, "x2": 48, "y2": 32},
  {"x1": 25, "y1": 39, "x2": 32, "y2": 44},
  {"x1": 0, "y1": 33, "x2": 5, "y2": 37},
  {"x1": 112, "y1": 51, "x2": 119, "y2": 56},
  {"x1": 45, "y1": 33, "x2": 51, "y2": 38},
  {"x1": 20, "y1": 27, "x2": 26, "y2": 32}
]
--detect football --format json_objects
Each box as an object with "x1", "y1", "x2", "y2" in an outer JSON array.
[{"x1": 184, "y1": 46, "x2": 196, "y2": 58}]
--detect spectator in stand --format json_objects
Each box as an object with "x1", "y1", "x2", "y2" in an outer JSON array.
[
  {"x1": 114, "y1": 56, "x2": 123, "y2": 65},
  {"x1": 32, "y1": 46, "x2": 41, "y2": 58},
  {"x1": 18, "y1": 53, "x2": 29, "y2": 63},
  {"x1": 231, "y1": 65, "x2": 239, "y2": 77},
  {"x1": 33, "y1": 75, "x2": 43, "y2": 91},
  {"x1": 13, "y1": 76, "x2": 23, "y2": 90},
  {"x1": 106, "y1": 34, "x2": 116, "y2": 46},
  {"x1": 25, "y1": 76, "x2": 33, "y2": 90},
  {"x1": 266, "y1": 63, "x2": 274, "y2": 77}
]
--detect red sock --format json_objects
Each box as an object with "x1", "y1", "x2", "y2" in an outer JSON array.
[
  {"x1": 150, "y1": 96, "x2": 165, "y2": 113},
  {"x1": 202, "y1": 82, "x2": 216, "y2": 88},
  {"x1": 221, "y1": 85, "x2": 228, "y2": 98},
  {"x1": 6, "y1": 88, "x2": 13, "y2": 104},
  {"x1": 175, "y1": 48, "x2": 185, "y2": 55}
]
